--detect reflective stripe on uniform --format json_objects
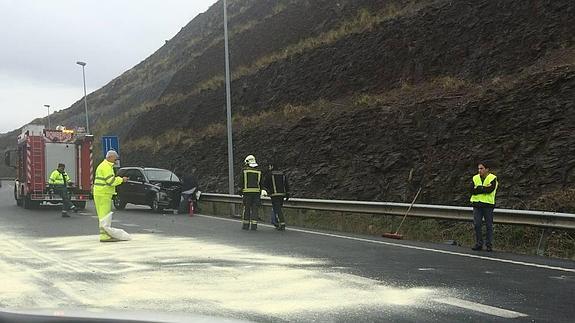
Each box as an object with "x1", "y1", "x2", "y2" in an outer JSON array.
[
  {"x1": 272, "y1": 175, "x2": 277, "y2": 194},
  {"x1": 243, "y1": 169, "x2": 261, "y2": 193},
  {"x1": 95, "y1": 175, "x2": 116, "y2": 186}
]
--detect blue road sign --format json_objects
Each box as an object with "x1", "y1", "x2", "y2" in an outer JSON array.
[{"x1": 102, "y1": 136, "x2": 120, "y2": 166}]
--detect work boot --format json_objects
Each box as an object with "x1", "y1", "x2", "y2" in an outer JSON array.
[
  {"x1": 242, "y1": 223, "x2": 250, "y2": 230},
  {"x1": 471, "y1": 245, "x2": 482, "y2": 251},
  {"x1": 279, "y1": 225, "x2": 286, "y2": 231},
  {"x1": 100, "y1": 237, "x2": 121, "y2": 243},
  {"x1": 62, "y1": 211, "x2": 70, "y2": 218},
  {"x1": 71, "y1": 206, "x2": 78, "y2": 213},
  {"x1": 486, "y1": 246, "x2": 493, "y2": 252},
  {"x1": 250, "y1": 223, "x2": 257, "y2": 231}
]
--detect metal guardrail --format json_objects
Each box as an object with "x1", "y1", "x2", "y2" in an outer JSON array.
[{"x1": 201, "y1": 193, "x2": 575, "y2": 230}]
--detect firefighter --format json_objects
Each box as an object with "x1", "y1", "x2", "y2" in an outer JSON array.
[
  {"x1": 238, "y1": 155, "x2": 262, "y2": 230},
  {"x1": 470, "y1": 162, "x2": 498, "y2": 252},
  {"x1": 93, "y1": 150, "x2": 129, "y2": 242},
  {"x1": 262, "y1": 162, "x2": 290, "y2": 231},
  {"x1": 178, "y1": 173, "x2": 199, "y2": 215},
  {"x1": 49, "y1": 163, "x2": 76, "y2": 217}
]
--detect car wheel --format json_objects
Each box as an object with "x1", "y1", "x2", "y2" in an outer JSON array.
[
  {"x1": 113, "y1": 196, "x2": 127, "y2": 210},
  {"x1": 150, "y1": 195, "x2": 163, "y2": 213}
]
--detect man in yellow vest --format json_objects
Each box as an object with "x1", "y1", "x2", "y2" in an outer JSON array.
[
  {"x1": 93, "y1": 150, "x2": 129, "y2": 242},
  {"x1": 238, "y1": 155, "x2": 262, "y2": 230},
  {"x1": 49, "y1": 163, "x2": 76, "y2": 217},
  {"x1": 470, "y1": 162, "x2": 498, "y2": 251}
]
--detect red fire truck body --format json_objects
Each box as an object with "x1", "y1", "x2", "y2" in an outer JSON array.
[{"x1": 11, "y1": 124, "x2": 93, "y2": 209}]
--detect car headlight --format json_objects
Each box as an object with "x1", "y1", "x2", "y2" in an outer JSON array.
[{"x1": 158, "y1": 191, "x2": 168, "y2": 200}]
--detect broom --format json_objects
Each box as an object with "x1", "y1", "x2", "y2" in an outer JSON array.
[{"x1": 382, "y1": 186, "x2": 422, "y2": 240}]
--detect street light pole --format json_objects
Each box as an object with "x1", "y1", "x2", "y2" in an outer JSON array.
[
  {"x1": 76, "y1": 61, "x2": 89, "y2": 133},
  {"x1": 223, "y1": 0, "x2": 235, "y2": 199},
  {"x1": 43, "y1": 104, "x2": 51, "y2": 129}
]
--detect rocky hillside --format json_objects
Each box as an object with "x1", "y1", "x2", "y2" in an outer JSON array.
[{"x1": 2, "y1": 0, "x2": 574, "y2": 211}]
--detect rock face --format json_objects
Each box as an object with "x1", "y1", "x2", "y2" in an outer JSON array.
[
  {"x1": 126, "y1": 66, "x2": 575, "y2": 210},
  {"x1": 127, "y1": 0, "x2": 575, "y2": 139},
  {"x1": 123, "y1": 0, "x2": 575, "y2": 211},
  {"x1": 2, "y1": 0, "x2": 574, "y2": 212}
]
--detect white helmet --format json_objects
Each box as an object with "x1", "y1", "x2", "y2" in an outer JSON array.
[{"x1": 244, "y1": 154, "x2": 258, "y2": 167}]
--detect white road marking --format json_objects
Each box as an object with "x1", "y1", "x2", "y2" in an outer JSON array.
[
  {"x1": 434, "y1": 297, "x2": 528, "y2": 318},
  {"x1": 197, "y1": 214, "x2": 575, "y2": 273},
  {"x1": 142, "y1": 229, "x2": 163, "y2": 233},
  {"x1": 549, "y1": 275, "x2": 571, "y2": 280},
  {"x1": 119, "y1": 223, "x2": 140, "y2": 227},
  {"x1": 418, "y1": 268, "x2": 435, "y2": 271}
]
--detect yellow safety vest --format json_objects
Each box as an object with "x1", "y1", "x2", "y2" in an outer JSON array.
[
  {"x1": 93, "y1": 159, "x2": 123, "y2": 195},
  {"x1": 49, "y1": 170, "x2": 70, "y2": 186},
  {"x1": 470, "y1": 173, "x2": 498, "y2": 205}
]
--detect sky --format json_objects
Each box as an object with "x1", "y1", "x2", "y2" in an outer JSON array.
[{"x1": 0, "y1": 0, "x2": 218, "y2": 133}]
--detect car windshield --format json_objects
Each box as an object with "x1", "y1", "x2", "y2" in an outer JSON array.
[{"x1": 144, "y1": 169, "x2": 179, "y2": 182}]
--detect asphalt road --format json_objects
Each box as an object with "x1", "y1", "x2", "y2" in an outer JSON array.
[{"x1": 0, "y1": 180, "x2": 574, "y2": 322}]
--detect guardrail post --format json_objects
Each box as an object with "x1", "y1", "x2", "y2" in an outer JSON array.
[{"x1": 536, "y1": 228, "x2": 550, "y2": 256}]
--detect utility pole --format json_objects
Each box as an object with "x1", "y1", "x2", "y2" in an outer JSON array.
[
  {"x1": 76, "y1": 61, "x2": 90, "y2": 133},
  {"x1": 224, "y1": 0, "x2": 235, "y2": 205},
  {"x1": 43, "y1": 104, "x2": 51, "y2": 129}
]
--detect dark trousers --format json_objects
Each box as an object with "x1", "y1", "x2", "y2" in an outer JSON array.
[
  {"x1": 271, "y1": 196, "x2": 285, "y2": 227},
  {"x1": 473, "y1": 206, "x2": 494, "y2": 247},
  {"x1": 55, "y1": 186, "x2": 74, "y2": 211},
  {"x1": 242, "y1": 193, "x2": 260, "y2": 228}
]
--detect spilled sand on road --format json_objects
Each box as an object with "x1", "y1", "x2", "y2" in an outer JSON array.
[{"x1": 2, "y1": 233, "x2": 442, "y2": 319}]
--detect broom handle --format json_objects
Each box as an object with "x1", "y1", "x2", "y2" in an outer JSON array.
[{"x1": 394, "y1": 186, "x2": 422, "y2": 235}]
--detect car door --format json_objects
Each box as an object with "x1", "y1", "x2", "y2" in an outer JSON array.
[
  {"x1": 115, "y1": 169, "x2": 131, "y2": 202},
  {"x1": 127, "y1": 169, "x2": 147, "y2": 205}
]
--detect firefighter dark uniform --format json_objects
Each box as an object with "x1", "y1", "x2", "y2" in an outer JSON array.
[
  {"x1": 238, "y1": 155, "x2": 262, "y2": 230},
  {"x1": 263, "y1": 165, "x2": 290, "y2": 231}
]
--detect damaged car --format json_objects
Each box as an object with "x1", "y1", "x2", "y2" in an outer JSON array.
[{"x1": 113, "y1": 167, "x2": 181, "y2": 212}]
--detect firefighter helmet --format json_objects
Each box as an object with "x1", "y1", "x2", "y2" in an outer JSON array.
[{"x1": 244, "y1": 155, "x2": 258, "y2": 167}]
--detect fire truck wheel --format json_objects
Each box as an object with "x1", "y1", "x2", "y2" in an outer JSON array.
[
  {"x1": 14, "y1": 186, "x2": 22, "y2": 207},
  {"x1": 23, "y1": 195, "x2": 33, "y2": 209}
]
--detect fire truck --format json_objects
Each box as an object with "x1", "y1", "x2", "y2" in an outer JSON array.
[{"x1": 4, "y1": 124, "x2": 94, "y2": 209}]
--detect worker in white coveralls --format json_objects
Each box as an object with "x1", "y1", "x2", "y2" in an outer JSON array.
[{"x1": 93, "y1": 150, "x2": 131, "y2": 242}]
